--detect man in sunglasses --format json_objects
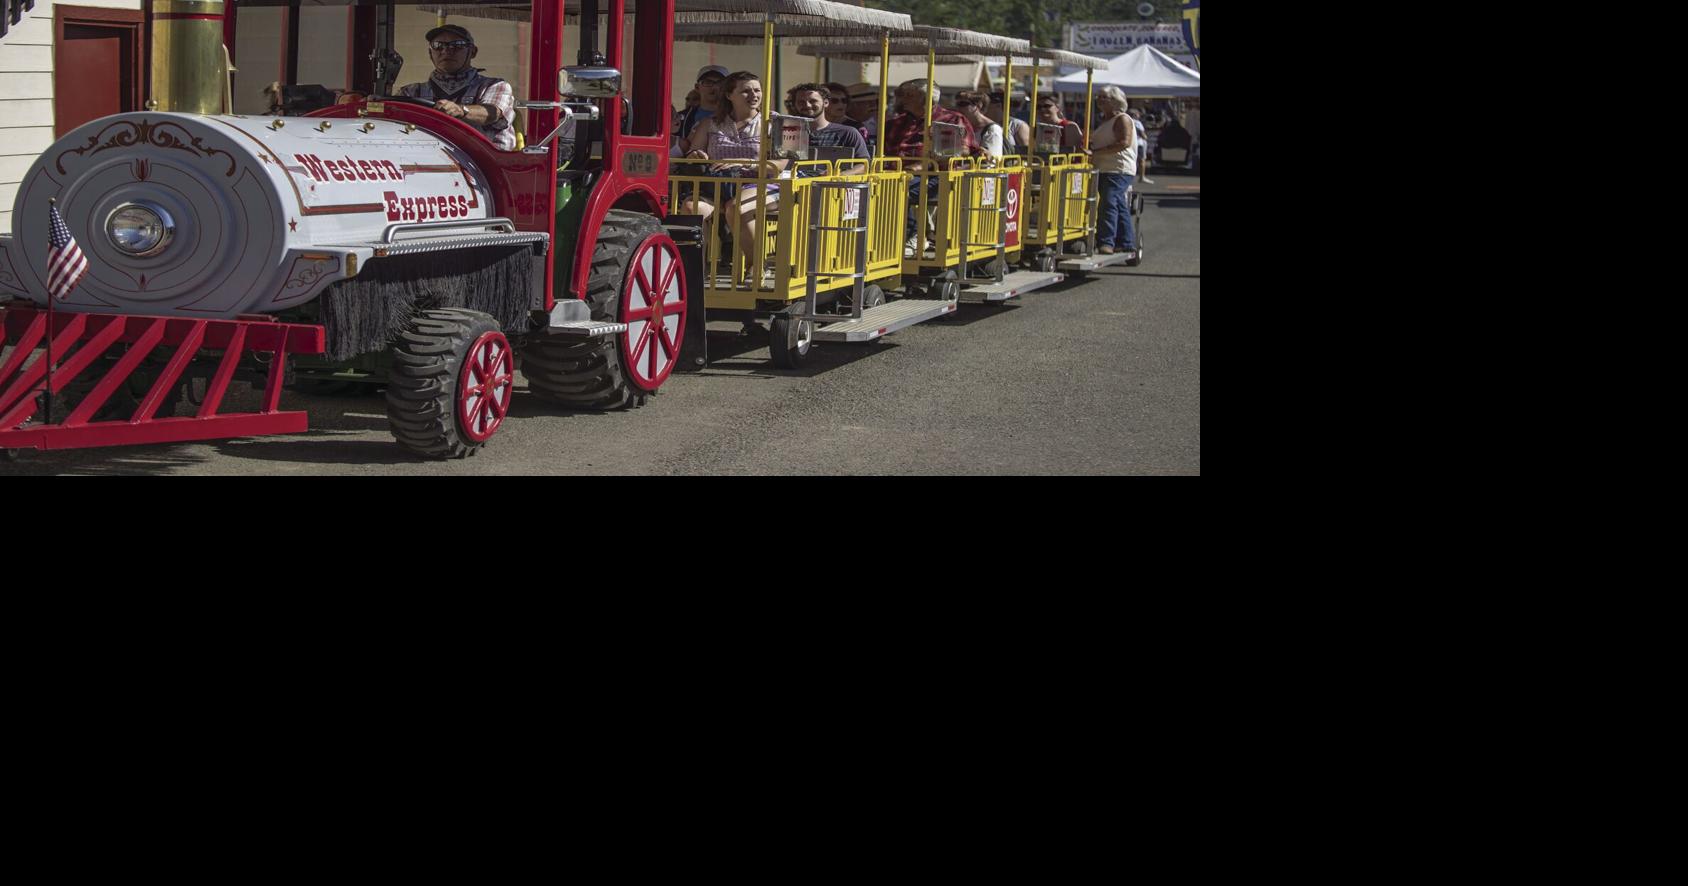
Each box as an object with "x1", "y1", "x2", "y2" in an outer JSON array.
[
  {"x1": 397, "y1": 24, "x2": 516, "y2": 150},
  {"x1": 677, "y1": 65, "x2": 729, "y2": 143}
]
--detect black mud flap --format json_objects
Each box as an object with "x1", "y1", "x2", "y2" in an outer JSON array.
[{"x1": 666, "y1": 216, "x2": 707, "y2": 371}]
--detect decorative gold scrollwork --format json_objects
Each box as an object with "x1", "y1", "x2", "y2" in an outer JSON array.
[{"x1": 55, "y1": 119, "x2": 240, "y2": 178}]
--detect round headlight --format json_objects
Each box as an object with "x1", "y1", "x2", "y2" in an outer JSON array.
[{"x1": 106, "y1": 203, "x2": 174, "y2": 257}]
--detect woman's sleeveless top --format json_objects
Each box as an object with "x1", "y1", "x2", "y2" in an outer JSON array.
[{"x1": 707, "y1": 115, "x2": 764, "y2": 161}]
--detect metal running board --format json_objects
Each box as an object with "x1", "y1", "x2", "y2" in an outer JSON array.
[
  {"x1": 544, "y1": 320, "x2": 627, "y2": 338},
  {"x1": 959, "y1": 270, "x2": 1066, "y2": 303},
  {"x1": 328, "y1": 231, "x2": 548, "y2": 258},
  {"x1": 811, "y1": 299, "x2": 958, "y2": 343},
  {"x1": 1058, "y1": 251, "x2": 1134, "y2": 272}
]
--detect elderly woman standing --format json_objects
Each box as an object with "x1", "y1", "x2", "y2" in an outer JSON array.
[{"x1": 1088, "y1": 86, "x2": 1137, "y2": 256}]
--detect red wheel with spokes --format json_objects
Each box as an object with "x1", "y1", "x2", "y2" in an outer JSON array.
[
  {"x1": 456, "y1": 330, "x2": 513, "y2": 443},
  {"x1": 387, "y1": 308, "x2": 511, "y2": 459},
  {"x1": 620, "y1": 234, "x2": 687, "y2": 392},
  {"x1": 522, "y1": 210, "x2": 678, "y2": 410}
]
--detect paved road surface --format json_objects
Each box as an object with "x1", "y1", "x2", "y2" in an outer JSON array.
[{"x1": 3, "y1": 174, "x2": 1200, "y2": 475}]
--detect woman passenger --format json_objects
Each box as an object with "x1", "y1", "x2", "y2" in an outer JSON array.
[
  {"x1": 1035, "y1": 96, "x2": 1084, "y2": 151},
  {"x1": 680, "y1": 71, "x2": 788, "y2": 267},
  {"x1": 953, "y1": 91, "x2": 1003, "y2": 158}
]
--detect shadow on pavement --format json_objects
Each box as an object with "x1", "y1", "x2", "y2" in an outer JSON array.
[
  {"x1": 923, "y1": 301, "x2": 1022, "y2": 328},
  {"x1": 694, "y1": 326, "x2": 891, "y2": 377},
  {"x1": 1, "y1": 445, "x2": 209, "y2": 476},
  {"x1": 212, "y1": 435, "x2": 428, "y2": 466}
]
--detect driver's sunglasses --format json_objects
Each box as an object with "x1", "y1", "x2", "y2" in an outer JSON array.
[{"x1": 430, "y1": 40, "x2": 472, "y2": 51}]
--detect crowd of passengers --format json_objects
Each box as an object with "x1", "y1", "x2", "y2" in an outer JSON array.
[{"x1": 668, "y1": 64, "x2": 1143, "y2": 257}]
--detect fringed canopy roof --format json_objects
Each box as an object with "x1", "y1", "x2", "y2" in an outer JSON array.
[
  {"x1": 417, "y1": 1, "x2": 909, "y2": 28},
  {"x1": 1031, "y1": 47, "x2": 1110, "y2": 70}
]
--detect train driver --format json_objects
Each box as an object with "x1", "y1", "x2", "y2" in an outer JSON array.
[{"x1": 397, "y1": 24, "x2": 517, "y2": 150}]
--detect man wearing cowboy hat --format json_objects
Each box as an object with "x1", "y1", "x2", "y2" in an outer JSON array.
[{"x1": 397, "y1": 24, "x2": 517, "y2": 150}]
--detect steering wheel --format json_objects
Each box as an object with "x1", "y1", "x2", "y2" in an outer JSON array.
[{"x1": 374, "y1": 95, "x2": 444, "y2": 110}]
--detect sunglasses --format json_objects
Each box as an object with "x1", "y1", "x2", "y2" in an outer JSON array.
[{"x1": 430, "y1": 40, "x2": 471, "y2": 51}]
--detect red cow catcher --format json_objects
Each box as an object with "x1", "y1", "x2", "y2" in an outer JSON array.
[
  {"x1": 0, "y1": 307, "x2": 324, "y2": 452},
  {"x1": 0, "y1": 0, "x2": 700, "y2": 459}
]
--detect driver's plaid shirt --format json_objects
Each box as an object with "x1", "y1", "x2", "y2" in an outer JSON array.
[{"x1": 399, "y1": 72, "x2": 517, "y2": 151}]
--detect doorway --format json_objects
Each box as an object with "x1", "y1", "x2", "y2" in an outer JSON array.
[{"x1": 53, "y1": 5, "x2": 144, "y2": 137}]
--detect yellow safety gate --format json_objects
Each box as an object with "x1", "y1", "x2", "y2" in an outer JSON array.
[
  {"x1": 1023, "y1": 153, "x2": 1097, "y2": 254},
  {"x1": 667, "y1": 158, "x2": 905, "y2": 313},
  {"x1": 905, "y1": 157, "x2": 1016, "y2": 276}
]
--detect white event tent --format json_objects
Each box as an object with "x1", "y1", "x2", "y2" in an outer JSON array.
[{"x1": 1053, "y1": 44, "x2": 1201, "y2": 98}]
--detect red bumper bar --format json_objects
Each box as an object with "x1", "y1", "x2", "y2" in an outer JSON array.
[{"x1": 0, "y1": 306, "x2": 325, "y2": 453}]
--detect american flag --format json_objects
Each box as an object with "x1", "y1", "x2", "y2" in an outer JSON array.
[{"x1": 47, "y1": 202, "x2": 89, "y2": 301}]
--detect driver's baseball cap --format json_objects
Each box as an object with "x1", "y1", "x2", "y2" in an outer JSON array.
[
  {"x1": 426, "y1": 24, "x2": 474, "y2": 44},
  {"x1": 696, "y1": 64, "x2": 730, "y2": 81}
]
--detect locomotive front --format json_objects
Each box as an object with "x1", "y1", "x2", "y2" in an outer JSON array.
[
  {"x1": 1, "y1": 0, "x2": 683, "y2": 460},
  {"x1": 0, "y1": 111, "x2": 502, "y2": 320}
]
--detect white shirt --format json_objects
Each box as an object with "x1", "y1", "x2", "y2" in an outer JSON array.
[{"x1": 1087, "y1": 112, "x2": 1135, "y2": 174}]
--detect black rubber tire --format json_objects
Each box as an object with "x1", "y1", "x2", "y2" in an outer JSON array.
[
  {"x1": 768, "y1": 300, "x2": 813, "y2": 369},
  {"x1": 912, "y1": 270, "x2": 958, "y2": 301},
  {"x1": 1035, "y1": 251, "x2": 1058, "y2": 274},
  {"x1": 968, "y1": 256, "x2": 1007, "y2": 284},
  {"x1": 838, "y1": 284, "x2": 885, "y2": 313},
  {"x1": 935, "y1": 270, "x2": 960, "y2": 302},
  {"x1": 386, "y1": 307, "x2": 505, "y2": 459},
  {"x1": 521, "y1": 209, "x2": 662, "y2": 410},
  {"x1": 1132, "y1": 197, "x2": 1145, "y2": 263}
]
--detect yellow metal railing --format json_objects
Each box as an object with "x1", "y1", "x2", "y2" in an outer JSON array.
[
  {"x1": 668, "y1": 158, "x2": 905, "y2": 312},
  {"x1": 907, "y1": 156, "x2": 1011, "y2": 273},
  {"x1": 1023, "y1": 152, "x2": 1095, "y2": 247}
]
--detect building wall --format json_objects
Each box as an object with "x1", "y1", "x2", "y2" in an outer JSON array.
[
  {"x1": 2, "y1": 1, "x2": 63, "y2": 237},
  {"x1": 2, "y1": 0, "x2": 144, "y2": 236},
  {"x1": 231, "y1": 4, "x2": 282, "y2": 114}
]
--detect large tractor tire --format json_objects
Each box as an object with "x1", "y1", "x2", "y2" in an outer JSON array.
[
  {"x1": 386, "y1": 308, "x2": 513, "y2": 459},
  {"x1": 523, "y1": 209, "x2": 686, "y2": 410}
]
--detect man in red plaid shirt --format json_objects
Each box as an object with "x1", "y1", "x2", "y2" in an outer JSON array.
[
  {"x1": 883, "y1": 79, "x2": 982, "y2": 257},
  {"x1": 882, "y1": 79, "x2": 983, "y2": 167}
]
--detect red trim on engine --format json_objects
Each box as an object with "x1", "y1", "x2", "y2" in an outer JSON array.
[{"x1": 570, "y1": 170, "x2": 666, "y2": 301}]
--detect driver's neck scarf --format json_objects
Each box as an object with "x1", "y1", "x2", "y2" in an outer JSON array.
[{"x1": 428, "y1": 67, "x2": 480, "y2": 99}]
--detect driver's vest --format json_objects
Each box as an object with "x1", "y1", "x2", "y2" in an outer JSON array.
[{"x1": 399, "y1": 73, "x2": 514, "y2": 150}]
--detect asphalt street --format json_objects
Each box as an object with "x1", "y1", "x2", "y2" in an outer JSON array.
[{"x1": 3, "y1": 172, "x2": 1200, "y2": 476}]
